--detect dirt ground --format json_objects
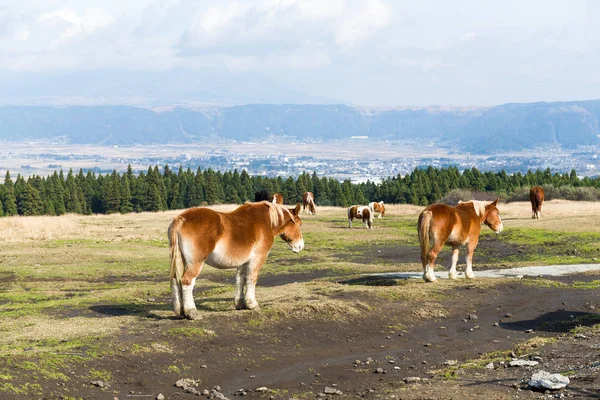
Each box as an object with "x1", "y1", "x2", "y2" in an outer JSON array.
[{"x1": 0, "y1": 201, "x2": 599, "y2": 399}]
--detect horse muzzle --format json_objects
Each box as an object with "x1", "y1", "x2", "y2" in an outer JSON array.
[
  {"x1": 495, "y1": 223, "x2": 504, "y2": 234},
  {"x1": 290, "y1": 238, "x2": 304, "y2": 253}
]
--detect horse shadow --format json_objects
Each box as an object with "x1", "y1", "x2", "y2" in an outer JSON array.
[
  {"x1": 499, "y1": 310, "x2": 599, "y2": 333},
  {"x1": 88, "y1": 302, "x2": 179, "y2": 320}
]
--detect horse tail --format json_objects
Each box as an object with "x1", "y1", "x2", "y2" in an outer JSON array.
[
  {"x1": 367, "y1": 208, "x2": 374, "y2": 229},
  {"x1": 418, "y1": 210, "x2": 432, "y2": 267},
  {"x1": 168, "y1": 216, "x2": 185, "y2": 299}
]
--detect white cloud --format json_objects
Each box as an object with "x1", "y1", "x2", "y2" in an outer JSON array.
[{"x1": 335, "y1": 0, "x2": 392, "y2": 48}]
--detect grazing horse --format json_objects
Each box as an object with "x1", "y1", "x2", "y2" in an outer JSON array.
[
  {"x1": 272, "y1": 193, "x2": 284, "y2": 204},
  {"x1": 168, "y1": 202, "x2": 304, "y2": 320},
  {"x1": 529, "y1": 186, "x2": 544, "y2": 219},
  {"x1": 369, "y1": 201, "x2": 386, "y2": 219},
  {"x1": 302, "y1": 192, "x2": 316, "y2": 215},
  {"x1": 348, "y1": 205, "x2": 373, "y2": 229},
  {"x1": 418, "y1": 199, "x2": 503, "y2": 282}
]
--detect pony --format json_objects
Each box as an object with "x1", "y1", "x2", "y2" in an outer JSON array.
[
  {"x1": 368, "y1": 201, "x2": 386, "y2": 219},
  {"x1": 168, "y1": 201, "x2": 304, "y2": 320},
  {"x1": 254, "y1": 190, "x2": 271, "y2": 202},
  {"x1": 418, "y1": 199, "x2": 503, "y2": 282},
  {"x1": 302, "y1": 192, "x2": 316, "y2": 215},
  {"x1": 348, "y1": 205, "x2": 373, "y2": 229},
  {"x1": 529, "y1": 186, "x2": 544, "y2": 219},
  {"x1": 272, "y1": 193, "x2": 284, "y2": 204}
]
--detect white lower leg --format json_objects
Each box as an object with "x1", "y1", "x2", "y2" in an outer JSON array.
[
  {"x1": 465, "y1": 258, "x2": 475, "y2": 279},
  {"x1": 244, "y1": 281, "x2": 259, "y2": 310},
  {"x1": 172, "y1": 278, "x2": 182, "y2": 315},
  {"x1": 182, "y1": 277, "x2": 197, "y2": 316},
  {"x1": 235, "y1": 267, "x2": 246, "y2": 309},
  {"x1": 348, "y1": 219, "x2": 352, "y2": 228},
  {"x1": 448, "y1": 249, "x2": 459, "y2": 280},
  {"x1": 424, "y1": 265, "x2": 437, "y2": 282}
]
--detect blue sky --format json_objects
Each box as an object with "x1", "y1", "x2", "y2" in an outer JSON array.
[{"x1": 1, "y1": 0, "x2": 599, "y2": 106}]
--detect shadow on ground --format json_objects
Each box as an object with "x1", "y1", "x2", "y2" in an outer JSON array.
[{"x1": 500, "y1": 310, "x2": 600, "y2": 332}]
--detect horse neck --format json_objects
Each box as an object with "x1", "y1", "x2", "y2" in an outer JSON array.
[{"x1": 268, "y1": 204, "x2": 292, "y2": 235}]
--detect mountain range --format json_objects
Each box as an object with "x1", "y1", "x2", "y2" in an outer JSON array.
[{"x1": 2, "y1": 100, "x2": 600, "y2": 153}]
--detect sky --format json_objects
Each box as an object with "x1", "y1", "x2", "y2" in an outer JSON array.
[{"x1": 1, "y1": 0, "x2": 600, "y2": 106}]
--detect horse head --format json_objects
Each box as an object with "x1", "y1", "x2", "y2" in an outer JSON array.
[
  {"x1": 483, "y1": 199, "x2": 503, "y2": 234},
  {"x1": 279, "y1": 203, "x2": 304, "y2": 253}
]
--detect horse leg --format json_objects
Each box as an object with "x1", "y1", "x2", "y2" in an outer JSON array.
[
  {"x1": 348, "y1": 217, "x2": 352, "y2": 228},
  {"x1": 244, "y1": 253, "x2": 268, "y2": 311},
  {"x1": 448, "y1": 245, "x2": 459, "y2": 280},
  {"x1": 424, "y1": 241, "x2": 443, "y2": 282},
  {"x1": 235, "y1": 263, "x2": 248, "y2": 310},
  {"x1": 181, "y1": 260, "x2": 204, "y2": 320},
  {"x1": 465, "y1": 240, "x2": 478, "y2": 279}
]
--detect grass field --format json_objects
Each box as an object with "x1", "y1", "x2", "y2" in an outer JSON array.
[{"x1": 0, "y1": 200, "x2": 599, "y2": 398}]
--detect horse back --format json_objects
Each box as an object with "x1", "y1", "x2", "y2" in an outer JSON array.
[{"x1": 425, "y1": 203, "x2": 477, "y2": 245}]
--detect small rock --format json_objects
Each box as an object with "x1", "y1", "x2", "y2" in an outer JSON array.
[
  {"x1": 90, "y1": 380, "x2": 108, "y2": 388},
  {"x1": 374, "y1": 368, "x2": 385, "y2": 374},
  {"x1": 492, "y1": 322, "x2": 499, "y2": 327},
  {"x1": 404, "y1": 377, "x2": 421, "y2": 383},
  {"x1": 424, "y1": 343, "x2": 432, "y2": 347},
  {"x1": 509, "y1": 351, "x2": 517, "y2": 358},
  {"x1": 468, "y1": 314, "x2": 478, "y2": 321},
  {"x1": 156, "y1": 394, "x2": 165, "y2": 400},
  {"x1": 454, "y1": 368, "x2": 466, "y2": 376},
  {"x1": 214, "y1": 386, "x2": 221, "y2": 392},
  {"x1": 210, "y1": 389, "x2": 230, "y2": 400},
  {"x1": 525, "y1": 329, "x2": 534, "y2": 333},
  {"x1": 574, "y1": 333, "x2": 588, "y2": 339},
  {"x1": 201, "y1": 364, "x2": 207, "y2": 368},
  {"x1": 485, "y1": 362, "x2": 494, "y2": 369},
  {"x1": 386, "y1": 336, "x2": 391, "y2": 339},
  {"x1": 366, "y1": 357, "x2": 374, "y2": 363},
  {"x1": 504, "y1": 313, "x2": 513, "y2": 318},
  {"x1": 354, "y1": 359, "x2": 361, "y2": 365},
  {"x1": 324, "y1": 387, "x2": 342, "y2": 395},
  {"x1": 202, "y1": 389, "x2": 210, "y2": 395},
  {"x1": 462, "y1": 318, "x2": 468, "y2": 323},
  {"x1": 443, "y1": 360, "x2": 457, "y2": 366},
  {"x1": 255, "y1": 387, "x2": 269, "y2": 393},
  {"x1": 388, "y1": 360, "x2": 395, "y2": 364},
  {"x1": 528, "y1": 370, "x2": 570, "y2": 390},
  {"x1": 589, "y1": 304, "x2": 596, "y2": 310},
  {"x1": 509, "y1": 359, "x2": 539, "y2": 367},
  {"x1": 532, "y1": 356, "x2": 543, "y2": 362},
  {"x1": 249, "y1": 375, "x2": 256, "y2": 379},
  {"x1": 394, "y1": 366, "x2": 400, "y2": 370}
]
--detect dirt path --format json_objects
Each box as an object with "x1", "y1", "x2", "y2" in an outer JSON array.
[
  {"x1": 11, "y1": 272, "x2": 596, "y2": 400},
  {"x1": 371, "y1": 263, "x2": 600, "y2": 280}
]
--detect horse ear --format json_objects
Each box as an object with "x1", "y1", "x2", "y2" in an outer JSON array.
[
  {"x1": 489, "y1": 198, "x2": 499, "y2": 207},
  {"x1": 292, "y1": 203, "x2": 301, "y2": 216}
]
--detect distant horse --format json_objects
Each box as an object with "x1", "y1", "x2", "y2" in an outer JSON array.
[
  {"x1": 168, "y1": 202, "x2": 304, "y2": 320},
  {"x1": 369, "y1": 201, "x2": 386, "y2": 219},
  {"x1": 418, "y1": 199, "x2": 503, "y2": 282},
  {"x1": 302, "y1": 192, "x2": 316, "y2": 215},
  {"x1": 348, "y1": 205, "x2": 373, "y2": 229},
  {"x1": 529, "y1": 186, "x2": 544, "y2": 219},
  {"x1": 272, "y1": 193, "x2": 284, "y2": 204},
  {"x1": 254, "y1": 190, "x2": 271, "y2": 202}
]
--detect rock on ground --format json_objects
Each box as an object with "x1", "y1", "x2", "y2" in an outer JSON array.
[{"x1": 528, "y1": 370, "x2": 570, "y2": 390}]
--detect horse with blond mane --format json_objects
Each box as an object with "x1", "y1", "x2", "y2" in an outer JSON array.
[
  {"x1": 368, "y1": 201, "x2": 386, "y2": 219},
  {"x1": 168, "y1": 201, "x2": 304, "y2": 319},
  {"x1": 302, "y1": 192, "x2": 316, "y2": 215},
  {"x1": 529, "y1": 186, "x2": 544, "y2": 219},
  {"x1": 272, "y1": 193, "x2": 284, "y2": 204},
  {"x1": 418, "y1": 199, "x2": 503, "y2": 282}
]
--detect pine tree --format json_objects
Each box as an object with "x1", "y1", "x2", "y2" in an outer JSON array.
[{"x1": 17, "y1": 182, "x2": 44, "y2": 216}]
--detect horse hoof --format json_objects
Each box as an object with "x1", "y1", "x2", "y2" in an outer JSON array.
[
  {"x1": 448, "y1": 273, "x2": 458, "y2": 280},
  {"x1": 246, "y1": 302, "x2": 261, "y2": 311},
  {"x1": 466, "y1": 274, "x2": 475, "y2": 280},
  {"x1": 185, "y1": 309, "x2": 202, "y2": 320},
  {"x1": 423, "y1": 274, "x2": 437, "y2": 283},
  {"x1": 235, "y1": 302, "x2": 246, "y2": 310}
]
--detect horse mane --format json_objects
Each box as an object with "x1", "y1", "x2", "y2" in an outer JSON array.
[
  {"x1": 264, "y1": 201, "x2": 295, "y2": 227},
  {"x1": 458, "y1": 200, "x2": 488, "y2": 217}
]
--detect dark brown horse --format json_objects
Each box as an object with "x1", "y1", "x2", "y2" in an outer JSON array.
[
  {"x1": 418, "y1": 200, "x2": 503, "y2": 282},
  {"x1": 168, "y1": 202, "x2": 304, "y2": 319},
  {"x1": 529, "y1": 186, "x2": 544, "y2": 219},
  {"x1": 302, "y1": 192, "x2": 316, "y2": 215}
]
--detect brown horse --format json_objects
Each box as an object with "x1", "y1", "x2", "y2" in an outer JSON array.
[
  {"x1": 272, "y1": 193, "x2": 284, "y2": 204},
  {"x1": 418, "y1": 199, "x2": 503, "y2": 282},
  {"x1": 348, "y1": 205, "x2": 373, "y2": 229},
  {"x1": 168, "y1": 201, "x2": 304, "y2": 319},
  {"x1": 369, "y1": 201, "x2": 386, "y2": 219},
  {"x1": 529, "y1": 186, "x2": 544, "y2": 219},
  {"x1": 302, "y1": 192, "x2": 316, "y2": 215}
]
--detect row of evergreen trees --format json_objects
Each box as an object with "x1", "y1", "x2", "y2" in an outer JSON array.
[{"x1": 0, "y1": 165, "x2": 595, "y2": 217}]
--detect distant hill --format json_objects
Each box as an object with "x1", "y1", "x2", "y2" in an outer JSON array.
[{"x1": 2, "y1": 100, "x2": 600, "y2": 152}]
